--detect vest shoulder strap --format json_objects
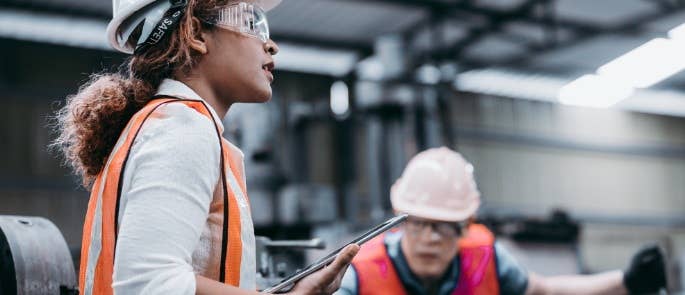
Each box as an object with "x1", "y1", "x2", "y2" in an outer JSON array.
[
  {"x1": 352, "y1": 234, "x2": 407, "y2": 295},
  {"x1": 458, "y1": 224, "x2": 495, "y2": 249},
  {"x1": 453, "y1": 223, "x2": 500, "y2": 295}
]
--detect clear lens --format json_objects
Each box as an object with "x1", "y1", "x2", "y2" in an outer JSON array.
[
  {"x1": 205, "y1": 2, "x2": 269, "y2": 42},
  {"x1": 405, "y1": 217, "x2": 466, "y2": 238}
]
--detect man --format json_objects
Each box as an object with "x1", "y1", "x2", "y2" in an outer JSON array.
[{"x1": 337, "y1": 147, "x2": 666, "y2": 295}]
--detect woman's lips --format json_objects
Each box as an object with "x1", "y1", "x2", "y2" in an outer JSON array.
[
  {"x1": 262, "y1": 62, "x2": 275, "y2": 83},
  {"x1": 263, "y1": 68, "x2": 274, "y2": 83}
]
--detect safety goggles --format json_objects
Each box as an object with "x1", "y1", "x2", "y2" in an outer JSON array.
[
  {"x1": 405, "y1": 217, "x2": 468, "y2": 239},
  {"x1": 201, "y1": 2, "x2": 270, "y2": 43}
]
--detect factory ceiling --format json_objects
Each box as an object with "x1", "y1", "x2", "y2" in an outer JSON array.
[{"x1": 3, "y1": 0, "x2": 685, "y2": 114}]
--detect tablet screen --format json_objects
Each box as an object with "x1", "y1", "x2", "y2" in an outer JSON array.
[{"x1": 263, "y1": 214, "x2": 408, "y2": 293}]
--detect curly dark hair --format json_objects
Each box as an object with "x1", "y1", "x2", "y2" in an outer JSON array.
[{"x1": 52, "y1": 0, "x2": 227, "y2": 186}]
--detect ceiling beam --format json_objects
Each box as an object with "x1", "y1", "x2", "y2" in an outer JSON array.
[
  {"x1": 341, "y1": 0, "x2": 601, "y2": 34},
  {"x1": 0, "y1": 0, "x2": 111, "y2": 19},
  {"x1": 493, "y1": 3, "x2": 685, "y2": 69},
  {"x1": 0, "y1": 5, "x2": 373, "y2": 59},
  {"x1": 338, "y1": 0, "x2": 600, "y2": 71},
  {"x1": 423, "y1": 0, "x2": 551, "y2": 67},
  {"x1": 272, "y1": 33, "x2": 373, "y2": 56},
  {"x1": 338, "y1": 0, "x2": 682, "y2": 70}
]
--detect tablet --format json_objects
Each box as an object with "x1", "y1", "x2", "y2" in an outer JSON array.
[{"x1": 262, "y1": 214, "x2": 409, "y2": 293}]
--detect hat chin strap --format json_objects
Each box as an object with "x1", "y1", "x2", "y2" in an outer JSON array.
[
  {"x1": 134, "y1": 0, "x2": 188, "y2": 54},
  {"x1": 135, "y1": 1, "x2": 172, "y2": 46},
  {"x1": 115, "y1": 0, "x2": 169, "y2": 53}
]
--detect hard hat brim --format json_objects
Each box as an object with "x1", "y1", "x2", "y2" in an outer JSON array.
[{"x1": 391, "y1": 195, "x2": 480, "y2": 222}]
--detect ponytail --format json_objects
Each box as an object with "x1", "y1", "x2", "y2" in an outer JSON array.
[{"x1": 52, "y1": 73, "x2": 154, "y2": 185}]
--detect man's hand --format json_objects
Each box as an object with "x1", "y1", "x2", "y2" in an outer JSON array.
[
  {"x1": 285, "y1": 244, "x2": 360, "y2": 295},
  {"x1": 623, "y1": 244, "x2": 667, "y2": 294}
]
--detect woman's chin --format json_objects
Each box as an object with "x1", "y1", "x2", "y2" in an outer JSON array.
[
  {"x1": 255, "y1": 87, "x2": 272, "y2": 102},
  {"x1": 253, "y1": 93, "x2": 272, "y2": 103},
  {"x1": 238, "y1": 87, "x2": 272, "y2": 103}
]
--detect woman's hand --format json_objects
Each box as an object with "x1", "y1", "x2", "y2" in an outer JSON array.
[{"x1": 285, "y1": 244, "x2": 360, "y2": 295}]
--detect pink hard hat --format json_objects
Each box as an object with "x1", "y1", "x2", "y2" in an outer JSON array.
[{"x1": 390, "y1": 147, "x2": 480, "y2": 222}]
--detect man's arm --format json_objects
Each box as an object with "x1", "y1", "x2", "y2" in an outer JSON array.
[
  {"x1": 525, "y1": 270, "x2": 627, "y2": 295},
  {"x1": 524, "y1": 244, "x2": 666, "y2": 295}
]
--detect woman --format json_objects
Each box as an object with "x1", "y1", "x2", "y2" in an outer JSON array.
[{"x1": 53, "y1": 0, "x2": 358, "y2": 294}]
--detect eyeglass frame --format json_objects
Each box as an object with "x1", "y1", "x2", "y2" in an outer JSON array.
[
  {"x1": 199, "y1": 2, "x2": 270, "y2": 43},
  {"x1": 403, "y1": 216, "x2": 469, "y2": 239}
]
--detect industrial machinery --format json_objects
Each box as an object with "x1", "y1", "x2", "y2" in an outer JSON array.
[
  {"x1": 0, "y1": 215, "x2": 77, "y2": 295},
  {"x1": 255, "y1": 236, "x2": 326, "y2": 291},
  {"x1": 0, "y1": 214, "x2": 333, "y2": 294}
]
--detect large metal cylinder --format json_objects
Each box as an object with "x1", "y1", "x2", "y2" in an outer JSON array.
[{"x1": 0, "y1": 215, "x2": 76, "y2": 295}]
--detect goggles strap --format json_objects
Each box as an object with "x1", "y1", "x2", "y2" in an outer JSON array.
[{"x1": 134, "y1": 0, "x2": 188, "y2": 54}]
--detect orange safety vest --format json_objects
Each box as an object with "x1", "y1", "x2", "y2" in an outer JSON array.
[
  {"x1": 352, "y1": 224, "x2": 500, "y2": 295},
  {"x1": 79, "y1": 98, "x2": 253, "y2": 295}
]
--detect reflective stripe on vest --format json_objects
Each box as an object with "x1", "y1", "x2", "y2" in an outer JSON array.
[
  {"x1": 79, "y1": 98, "x2": 255, "y2": 294},
  {"x1": 352, "y1": 224, "x2": 500, "y2": 295}
]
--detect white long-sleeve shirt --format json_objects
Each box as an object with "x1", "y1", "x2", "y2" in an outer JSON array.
[{"x1": 112, "y1": 79, "x2": 253, "y2": 294}]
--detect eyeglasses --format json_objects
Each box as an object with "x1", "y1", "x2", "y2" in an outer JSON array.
[
  {"x1": 404, "y1": 217, "x2": 467, "y2": 238},
  {"x1": 201, "y1": 2, "x2": 270, "y2": 43}
]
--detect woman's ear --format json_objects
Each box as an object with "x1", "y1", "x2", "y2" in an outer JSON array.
[{"x1": 187, "y1": 16, "x2": 208, "y2": 54}]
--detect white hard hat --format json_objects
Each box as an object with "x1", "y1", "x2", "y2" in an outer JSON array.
[
  {"x1": 390, "y1": 147, "x2": 481, "y2": 222},
  {"x1": 107, "y1": 0, "x2": 282, "y2": 54}
]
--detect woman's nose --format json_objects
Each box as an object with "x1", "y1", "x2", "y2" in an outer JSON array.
[{"x1": 264, "y1": 39, "x2": 279, "y2": 55}]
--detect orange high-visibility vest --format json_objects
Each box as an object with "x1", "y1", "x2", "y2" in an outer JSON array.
[
  {"x1": 79, "y1": 98, "x2": 253, "y2": 295},
  {"x1": 352, "y1": 224, "x2": 500, "y2": 295}
]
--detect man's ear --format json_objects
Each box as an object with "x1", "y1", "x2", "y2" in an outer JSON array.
[
  {"x1": 187, "y1": 16, "x2": 209, "y2": 54},
  {"x1": 467, "y1": 215, "x2": 476, "y2": 225}
]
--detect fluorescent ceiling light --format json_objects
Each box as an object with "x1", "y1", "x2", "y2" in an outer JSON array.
[
  {"x1": 559, "y1": 75, "x2": 634, "y2": 108},
  {"x1": 415, "y1": 63, "x2": 441, "y2": 84},
  {"x1": 556, "y1": 22, "x2": 685, "y2": 108},
  {"x1": 597, "y1": 38, "x2": 685, "y2": 88},
  {"x1": 456, "y1": 69, "x2": 567, "y2": 102},
  {"x1": 330, "y1": 81, "x2": 350, "y2": 117},
  {"x1": 274, "y1": 43, "x2": 359, "y2": 77},
  {"x1": 618, "y1": 89, "x2": 685, "y2": 117},
  {"x1": 0, "y1": 8, "x2": 109, "y2": 50},
  {"x1": 668, "y1": 23, "x2": 685, "y2": 40},
  {"x1": 456, "y1": 68, "x2": 685, "y2": 116}
]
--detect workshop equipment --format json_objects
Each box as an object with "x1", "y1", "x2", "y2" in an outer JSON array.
[
  {"x1": 0, "y1": 215, "x2": 76, "y2": 295},
  {"x1": 255, "y1": 236, "x2": 325, "y2": 291}
]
